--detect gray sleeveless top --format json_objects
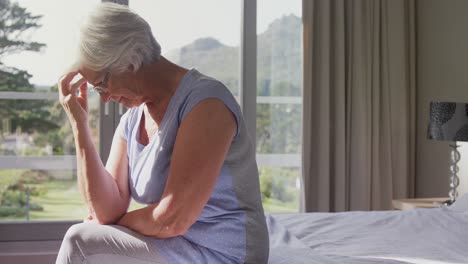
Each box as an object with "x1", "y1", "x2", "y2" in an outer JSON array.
[{"x1": 116, "y1": 69, "x2": 269, "y2": 263}]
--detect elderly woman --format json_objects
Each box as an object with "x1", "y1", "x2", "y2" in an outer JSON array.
[{"x1": 56, "y1": 3, "x2": 268, "y2": 264}]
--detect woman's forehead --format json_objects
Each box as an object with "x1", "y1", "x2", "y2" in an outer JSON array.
[{"x1": 78, "y1": 67, "x2": 102, "y2": 84}]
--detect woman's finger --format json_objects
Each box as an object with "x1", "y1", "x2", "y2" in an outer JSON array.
[
  {"x1": 79, "y1": 81, "x2": 88, "y2": 98},
  {"x1": 78, "y1": 82, "x2": 89, "y2": 111},
  {"x1": 70, "y1": 77, "x2": 87, "y2": 95},
  {"x1": 58, "y1": 71, "x2": 79, "y2": 96}
]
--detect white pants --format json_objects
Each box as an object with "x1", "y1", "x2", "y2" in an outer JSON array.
[{"x1": 56, "y1": 223, "x2": 166, "y2": 264}]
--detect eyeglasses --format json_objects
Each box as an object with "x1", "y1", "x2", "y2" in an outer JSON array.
[{"x1": 90, "y1": 71, "x2": 110, "y2": 94}]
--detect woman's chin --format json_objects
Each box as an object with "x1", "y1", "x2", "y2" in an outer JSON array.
[{"x1": 119, "y1": 99, "x2": 142, "y2": 108}]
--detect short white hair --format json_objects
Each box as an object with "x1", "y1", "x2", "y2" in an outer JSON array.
[{"x1": 78, "y1": 2, "x2": 161, "y2": 73}]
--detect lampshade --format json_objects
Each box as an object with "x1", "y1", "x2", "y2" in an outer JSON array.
[{"x1": 427, "y1": 102, "x2": 468, "y2": 142}]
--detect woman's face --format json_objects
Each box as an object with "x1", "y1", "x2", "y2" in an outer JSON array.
[{"x1": 79, "y1": 66, "x2": 146, "y2": 108}]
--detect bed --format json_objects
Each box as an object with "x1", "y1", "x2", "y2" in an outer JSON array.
[{"x1": 267, "y1": 194, "x2": 468, "y2": 264}]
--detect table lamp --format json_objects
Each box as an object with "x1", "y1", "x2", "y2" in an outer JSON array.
[{"x1": 427, "y1": 102, "x2": 468, "y2": 206}]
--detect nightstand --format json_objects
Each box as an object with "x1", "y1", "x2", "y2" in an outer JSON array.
[{"x1": 392, "y1": 197, "x2": 449, "y2": 210}]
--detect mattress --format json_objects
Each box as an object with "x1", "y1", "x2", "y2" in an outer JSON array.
[{"x1": 267, "y1": 194, "x2": 468, "y2": 264}]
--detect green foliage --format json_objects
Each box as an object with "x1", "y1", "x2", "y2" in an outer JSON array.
[
  {"x1": 0, "y1": 0, "x2": 46, "y2": 58},
  {"x1": 19, "y1": 170, "x2": 51, "y2": 184},
  {"x1": 0, "y1": 170, "x2": 22, "y2": 204},
  {"x1": 0, "y1": 66, "x2": 33, "y2": 91},
  {"x1": 12, "y1": 170, "x2": 50, "y2": 197},
  {"x1": 2, "y1": 189, "x2": 27, "y2": 207},
  {"x1": 260, "y1": 167, "x2": 300, "y2": 213},
  {"x1": 0, "y1": 180, "x2": 88, "y2": 221},
  {"x1": 256, "y1": 104, "x2": 272, "y2": 153},
  {"x1": 0, "y1": 0, "x2": 45, "y2": 92},
  {"x1": 0, "y1": 1, "x2": 76, "y2": 156},
  {"x1": 0, "y1": 70, "x2": 59, "y2": 135},
  {"x1": 256, "y1": 103, "x2": 302, "y2": 154},
  {"x1": 0, "y1": 188, "x2": 43, "y2": 217},
  {"x1": 259, "y1": 167, "x2": 299, "y2": 206},
  {"x1": 29, "y1": 202, "x2": 43, "y2": 211},
  {"x1": 0, "y1": 0, "x2": 54, "y2": 139},
  {"x1": 32, "y1": 98, "x2": 75, "y2": 155},
  {"x1": 0, "y1": 170, "x2": 49, "y2": 219},
  {"x1": 260, "y1": 173, "x2": 273, "y2": 200},
  {"x1": 262, "y1": 198, "x2": 297, "y2": 213},
  {"x1": 0, "y1": 206, "x2": 25, "y2": 217}
]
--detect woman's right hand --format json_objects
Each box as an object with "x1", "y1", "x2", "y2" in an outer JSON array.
[{"x1": 58, "y1": 71, "x2": 89, "y2": 126}]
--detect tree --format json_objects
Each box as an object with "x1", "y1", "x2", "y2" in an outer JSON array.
[
  {"x1": 0, "y1": 0, "x2": 45, "y2": 58},
  {"x1": 0, "y1": 0, "x2": 58, "y2": 139}
]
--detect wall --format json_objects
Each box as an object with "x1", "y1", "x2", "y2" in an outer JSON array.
[{"x1": 417, "y1": 0, "x2": 468, "y2": 198}]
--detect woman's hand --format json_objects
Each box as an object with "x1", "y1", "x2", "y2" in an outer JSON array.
[{"x1": 58, "y1": 71, "x2": 89, "y2": 125}]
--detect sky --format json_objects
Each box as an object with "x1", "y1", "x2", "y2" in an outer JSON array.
[{"x1": 3, "y1": 0, "x2": 301, "y2": 86}]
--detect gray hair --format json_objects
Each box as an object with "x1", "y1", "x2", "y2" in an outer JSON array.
[{"x1": 78, "y1": 2, "x2": 161, "y2": 73}]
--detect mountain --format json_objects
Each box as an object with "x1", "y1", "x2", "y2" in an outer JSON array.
[
  {"x1": 166, "y1": 37, "x2": 239, "y2": 95},
  {"x1": 165, "y1": 14, "x2": 302, "y2": 97}
]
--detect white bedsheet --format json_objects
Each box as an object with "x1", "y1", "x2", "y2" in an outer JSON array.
[{"x1": 267, "y1": 194, "x2": 468, "y2": 264}]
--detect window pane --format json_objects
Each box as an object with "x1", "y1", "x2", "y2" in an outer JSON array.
[
  {"x1": 257, "y1": 0, "x2": 302, "y2": 212},
  {"x1": 130, "y1": 0, "x2": 241, "y2": 97},
  {"x1": 259, "y1": 167, "x2": 301, "y2": 213},
  {"x1": 0, "y1": 0, "x2": 100, "y2": 222}
]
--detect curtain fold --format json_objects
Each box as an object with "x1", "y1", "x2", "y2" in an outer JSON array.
[{"x1": 301, "y1": 0, "x2": 416, "y2": 212}]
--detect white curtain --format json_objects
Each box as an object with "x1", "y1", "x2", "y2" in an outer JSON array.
[{"x1": 301, "y1": 0, "x2": 416, "y2": 212}]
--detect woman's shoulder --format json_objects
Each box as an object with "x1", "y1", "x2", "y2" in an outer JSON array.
[
  {"x1": 176, "y1": 69, "x2": 242, "y2": 138},
  {"x1": 183, "y1": 69, "x2": 229, "y2": 93}
]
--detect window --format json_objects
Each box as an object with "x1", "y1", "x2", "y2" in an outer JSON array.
[
  {"x1": 257, "y1": 0, "x2": 302, "y2": 212},
  {"x1": 0, "y1": 0, "x2": 101, "y2": 222}
]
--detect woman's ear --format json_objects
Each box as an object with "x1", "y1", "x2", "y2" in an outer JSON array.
[{"x1": 127, "y1": 64, "x2": 135, "y2": 72}]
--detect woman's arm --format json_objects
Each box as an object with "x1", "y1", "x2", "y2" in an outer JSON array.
[
  {"x1": 117, "y1": 98, "x2": 237, "y2": 238},
  {"x1": 59, "y1": 71, "x2": 130, "y2": 224},
  {"x1": 75, "y1": 126, "x2": 130, "y2": 224}
]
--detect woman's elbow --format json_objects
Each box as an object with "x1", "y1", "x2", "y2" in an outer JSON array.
[
  {"x1": 94, "y1": 215, "x2": 117, "y2": 225},
  {"x1": 150, "y1": 197, "x2": 196, "y2": 237},
  {"x1": 93, "y1": 211, "x2": 125, "y2": 225},
  {"x1": 151, "y1": 214, "x2": 192, "y2": 237}
]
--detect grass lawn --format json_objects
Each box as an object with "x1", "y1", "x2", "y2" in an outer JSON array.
[
  {"x1": 0, "y1": 177, "x2": 296, "y2": 222},
  {"x1": 262, "y1": 197, "x2": 298, "y2": 213},
  {"x1": 1, "y1": 179, "x2": 145, "y2": 222},
  {"x1": 30, "y1": 181, "x2": 88, "y2": 220},
  {"x1": 0, "y1": 180, "x2": 88, "y2": 222}
]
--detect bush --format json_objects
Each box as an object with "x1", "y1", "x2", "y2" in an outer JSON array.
[
  {"x1": 29, "y1": 186, "x2": 47, "y2": 196},
  {"x1": 0, "y1": 206, "x2": 25, "y2": 217},
  {"x1": 260, "y1": 174, "x2": 273, "y2": 200},
  {"x1": 19, "y1": 170, "x2": 51, "y2": 184},
  {"x1": 7, "y1": 182, "x2": 47, "y2": 197},
  {"x1": 0, "y1": 171, "x2": 23, "y2": 205},
  {"x1": 1, "y1": 190, "x2": 27, "y2": 207},
  {"x1": 29, "y1": 202, "x2": 43, "y2": 211},
  {"x1": 259, "y1": 167, "x2": 299, "y2": 204}
]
